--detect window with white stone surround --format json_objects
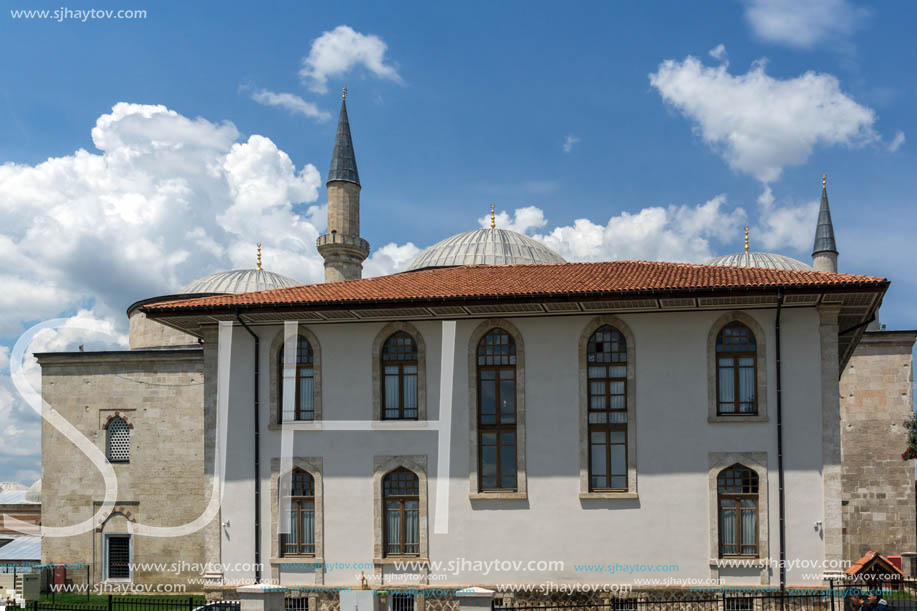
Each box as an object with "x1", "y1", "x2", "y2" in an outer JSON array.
[
  {"x1": 579, "y1": 316, "x2": 637, "y2": 498},
  {"x1": 467, "y1": 320, "x2": 527, "y2": 499},
  {"x1": 707, "y1": 312, "x2": 768, "y2": 423}
]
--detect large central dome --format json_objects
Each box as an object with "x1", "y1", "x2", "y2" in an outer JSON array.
[{"x1": 407, "y1": 228, "x2": 566, "y2": 271}]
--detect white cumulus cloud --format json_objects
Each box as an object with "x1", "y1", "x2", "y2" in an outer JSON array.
[
  {"x1": 889, "y1": 131, "x2": 906, "y2": 152},
  {"x1": 479, "y1": 206, "x2": 549, "y2": 234},
  {"x1": 650, "y1": 55, "x2": 877, "y2": 183},
  {"x1": 299, "y1": 25, "x2": 402, "y2": 94},
  {"x1": 743, "y1": 0, "x2": 869, "y2": 49},
  {"x1": 0, "y1": 102, "x2": 417, "y2": 481},
  {"x1": 364, "y1": 242, "x2": 423, "y2": 277}
]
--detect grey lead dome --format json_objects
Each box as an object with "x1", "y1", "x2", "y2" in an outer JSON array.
[
  {"x1": 706, "y1": 252, "x2": 813, "y2": 271},
  {"x1": 179, "y1": 269, "x2": 301, "y2": 294},
  {"x1": 407, "y1": 228, "x2": 566, "y2": 271}
]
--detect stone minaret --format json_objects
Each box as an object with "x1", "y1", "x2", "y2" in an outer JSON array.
[
  {"x1": 812, "y1": 173, "x2": 838, "y2": 273},
  {"x1": 316, "y1": 89, "x2": 369, "y2": 282}
]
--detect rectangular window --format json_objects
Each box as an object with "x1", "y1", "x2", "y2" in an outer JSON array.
[
  {"x1": 285, "y1": 598, "x2": 310, "y2": 611},
  {"x1": 282, "y1": 500, "x2": 315, "y2": 556},
  {"x1": 478, "y1": 368, "x2": 516, "y2": 491},
  {"x1": 719, "y1": 498, "x2": 758, "y2": 556},
  {"x1": 105, "y1": 535, "x2": 131, "y2": 580},
  {"x1": 391, "y1": 593, "x2": 415, "y2": 611},
  {"x1": 587, "y1": 363, "x2": 627, "y2": 491}
]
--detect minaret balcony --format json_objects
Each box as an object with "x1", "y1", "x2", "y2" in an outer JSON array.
[{"x1": 316, "y1": 232, "x2": 370, "y2": 259}]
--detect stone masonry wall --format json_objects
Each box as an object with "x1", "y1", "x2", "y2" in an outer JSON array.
[
  {"x1": 39, "y1": 350, "x2": 209, "y2": 587},
  {"x1": 839, "y1": 331, "x2": 917, "y2": 561},
  {"x1": 129, "y1": 310, "x2": 200, "y2": 350}
]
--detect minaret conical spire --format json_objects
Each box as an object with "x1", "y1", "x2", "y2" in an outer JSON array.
[
  {"x1": 327, "y1": 88, "x2": 360, "y2": 186},
  {"x1": 316, "y1": 88, "x2": 369, "y2": 282},
  {"x1": 812, "y1": 173, "x2": 838, "y2": 272}
]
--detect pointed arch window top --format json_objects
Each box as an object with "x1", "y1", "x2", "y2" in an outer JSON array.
[
  {"x1": 717, "y1": 464, "x2": 759, "y2": 494},
  {"x1": 383, "y1": 467, "x2": 419, "y2": 497},
  {"x1": 290, "y1": 468, "x2": 315, "y2": 497}
]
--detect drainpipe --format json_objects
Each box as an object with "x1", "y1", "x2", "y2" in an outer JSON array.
[
  {"x1": 775, "y1": 291, "x2": 786, "y2": 591},
  {"x1": 236, "y1": 311, "x2": 262, "y2": 584}
]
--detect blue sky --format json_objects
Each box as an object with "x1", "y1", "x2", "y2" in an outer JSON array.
[{"x1": 0, "y1": 0, "x2": 915, "y2": 483}]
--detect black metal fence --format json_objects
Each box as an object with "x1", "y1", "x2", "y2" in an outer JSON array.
[
  {"x1": 30, "y1": 597, "x2": 239, "y2": 611},
  {"x1": 490, "y1": 582, "x2": 917, "y2": 611}
]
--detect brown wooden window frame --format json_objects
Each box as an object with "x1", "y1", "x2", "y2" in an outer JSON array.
[
  {"x1": 281, "y1": 468, "x2": 315, "y2": 557},
  {"x1": 476, "y1": 328, "x2": 517, "y2": 492},
  {"x1": 381, "y1": 331, "x2": 419, "y2": 420},
  {"x1": 717, "y1": 464, "x2": 759, "y2": 558},
  {"x1": 382, "y1": 467, "x2": 420, "y2": 557},
  {"x1": 279, "y1": 335, "x2": 315, "y2": 422},
  {"x1": 715, "y1": 322, "x2": 758, "y2": 416},
  {"x1": 586, "y1": 325, "x2": 628, "y2": 492}
]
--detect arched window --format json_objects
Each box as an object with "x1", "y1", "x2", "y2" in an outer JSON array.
[
  {"x1": 717, "y1": 464, "x2": 759, "y2": 557},
  {"x1": 477, "y1": 328, "x2": 517, "y2": 491},
  {"x1": 107, "y1": 417, "x2": 130, "y2": 463},
  {"x1": 382, "y1": 332, "x2": 418, "y2": 420},
  {"x1": 383, "y1": 467, "x2": 419, "y2": 556},
  {"x1": 716, "y1": 322, "x2": 757, "y2": 415},
  {"x1": 587, "y1": 325, "x2": 627, "y2": 491},
  {"x1": 279, "y1": 335, "x2": 314, "y2": 421},
  {"x1": 282, "y1": 468, "x2": 315, "y2": 556}
]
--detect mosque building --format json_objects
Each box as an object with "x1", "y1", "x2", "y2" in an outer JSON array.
[{"x1": 36, "y1": 92, "x2": 914, "y2": 603}]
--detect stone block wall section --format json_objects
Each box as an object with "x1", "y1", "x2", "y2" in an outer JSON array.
[
  {"x1": 129, "y1": 310, "x2": 201, "y2": 350},
  {"x1": 38, "y1": 349, "x2": 210, "y2": 586},
  {"x1": 839, "y1": 330, "x2": 917, "y2": 562}
]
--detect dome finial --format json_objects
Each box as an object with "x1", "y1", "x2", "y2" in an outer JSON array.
[
  {"x1": 822, "y1": 173, "x2": 827, "y2": 188},
  {"x1": 342, "y1": 87, "x2": 347, "y2": 101},
  {"x1": 490, "y1": 204, "x2": 496, "y2": 229},
  {"x1": 744, "y1": 226, "x2": 749, "y2": 253},
  {"x1": 256, "y1": 242, "x2": 262, "y2": 271}
]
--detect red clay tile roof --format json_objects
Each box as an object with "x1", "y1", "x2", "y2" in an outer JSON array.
[
  {"x1": 142, "y1": 261, "x2": 888, "y2": 314},
  {"x1": 845, "y1": 551, "x2": 903, "y2": 576}
]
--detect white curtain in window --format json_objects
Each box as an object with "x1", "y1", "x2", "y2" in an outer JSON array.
[
  {"x1": 741, "y1": 499, "x2": 757, "y2": 555},
  {"x1": 738, "y1": 358, "x2": 755, "y2": 412},
  {"x1": 301, "y1": 508, "x2": 314, "y2": 546},
  {"x1": 385, "y1": 504, "x2": 400, "y2": 552},
  {"x1": 403, "y1": 367, "x2": 418, "y2": 414},
  {"x1": 720, "y1": 501, "x2": 736, "y2": 554},
  {"x1": 405, "y1": 507, "x2": 418, "y2": 549},
  {"x1": 718, "y1": 358, "x2": 735, "y2": 411}
]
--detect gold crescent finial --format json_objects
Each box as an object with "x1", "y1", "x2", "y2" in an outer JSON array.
[
  {"x1": 490, "y1": 204, "x2": 496, "y2": 229},
  {"x1": 342, "y1": 87, "x2": 347, "y2": 101},
  {"x1": 744, "y1": 226, "x2": 749, "y2": 253},
  {"x1": 822, "y1": 173, "x2": 827, "y2": 188},
  {"x1": 256, "y1": 242, "x2": 262, "y2": 271}
]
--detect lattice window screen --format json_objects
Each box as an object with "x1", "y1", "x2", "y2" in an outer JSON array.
[{"x1": 107, "y1": 417, "x2": 130, "y2": 463}]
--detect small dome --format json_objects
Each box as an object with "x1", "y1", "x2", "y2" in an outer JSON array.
[
  {"x1": 407, "y1": 228, "x2": 566, "y2": 271},
  {"x1": 179, "y1": 269, "x2": 301, "y2": 294},
  {"x1": 707, "y1": 252, "x2": 813, "y2": 271}
]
